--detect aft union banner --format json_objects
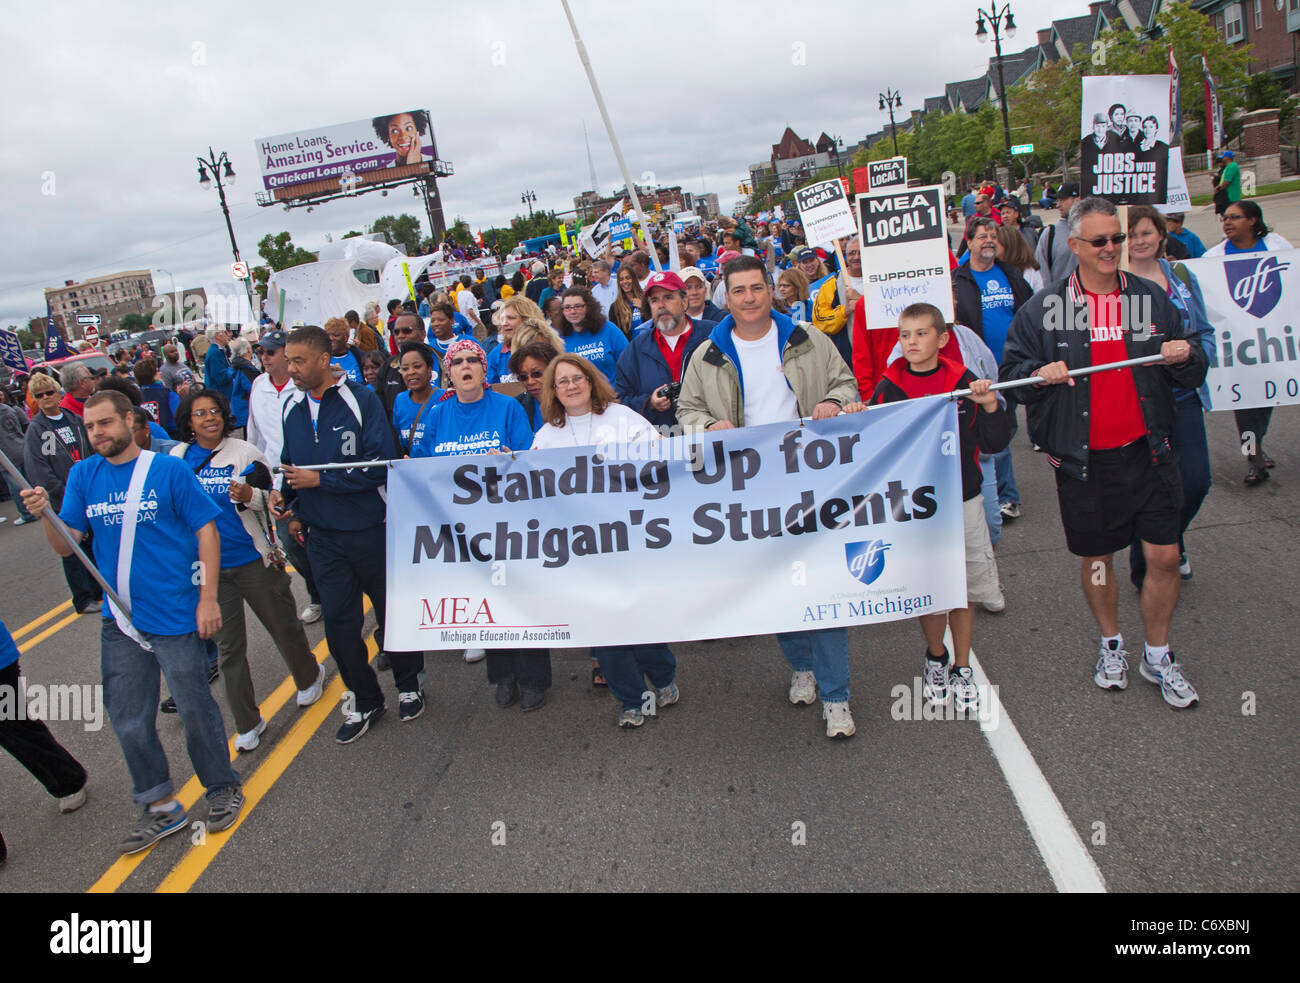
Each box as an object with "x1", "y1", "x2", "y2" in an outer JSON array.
[
  {"x1": 1184, "y1": 249, "x2": 1300, "y2": 410},
  {"x1": 384, "y1": 399, "x2": 966, "y2": 650}
]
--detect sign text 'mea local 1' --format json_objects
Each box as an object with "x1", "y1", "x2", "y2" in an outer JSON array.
[{"x1": 866, "y1": 156, "x2": 908, "y2": 190}]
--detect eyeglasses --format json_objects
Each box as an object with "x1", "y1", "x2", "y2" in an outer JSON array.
[
  {"x1": 555, "y1": 376, "x2": 589, "y2": 389},
  {"x1": 1072, "y1": 234, "x2": 1127, "y2": 248},
  {"x1": 561, "y1": 305, "x2": 586, "y2": 313},
  {"x1": 519, "y1": 370, "x2": 546, "y2": 381},
  {"x1": 190, "y1": 408, "x2": 223, "y2": 419},
  {"x1": 449, "y1": 356, "x2": 482, "y2": 367}
]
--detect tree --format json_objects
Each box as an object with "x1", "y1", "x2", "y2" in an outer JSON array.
[
  {"x1": 342, "y1": 230, "x2": 364, "y2": 239},
  {"x1": 446, "y1": 216, "x2": 472, "y2": 244},
  {"x1": 120, "y1": 312, "x2": 151, "y2": 334},
  {"x1": 252, "y1": 231, "x2": 318, "y2": 294},
  {"x1": 1008, "y1": 56, "x2": 1083, "y2": 183},
  {"x1": 14, "y1": 326, "x2": 40, "y2": 350},
  {"x1": 370, "y1": 214, "x2": 424, "y2": 254},
  {"x1": 1246, "y1": 72, "x2": 1298, "y2": 133}
]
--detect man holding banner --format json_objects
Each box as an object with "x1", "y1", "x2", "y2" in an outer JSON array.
[
  {"x1": 1000, "y1": 197, "x2": 1208, "y2": 709},
  {"x1": 678, "y1": 255, "x2": 862, "y2": 738}
]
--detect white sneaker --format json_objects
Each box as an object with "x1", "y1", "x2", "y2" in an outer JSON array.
[
  {"x1": 823, "y1": 701, "x2": 856, "y2": 739},
  {"x1": 788, "y1": 670, "x2": 817, "y2": 705},
  {"x1": 462, "y1": 648, "x2": 486, "y2": 663},
  {"x1": 951, "y1": 666, "x2": 980, "y2": 713},
  {"x1": 296, "y1": 664, "x2": 325, "y2": 707},
  {"x1": 1139, "y1": 651, "x2": 1199, "y2": 709},
  {"x1": 58, "y1": 786, "x2": 87, "y2": 813},
  {"x1": 1094, "y1": 641, "x2": 1129, "y2": 690},
  {"x1": 299, "y1": 603, "x2": 322, "y2": 624},
  {"x1": 234, "y1": 718, "x2": 267, "y2": 752},
  {"x1": 922, "y1": 650, "x2": 951, "y2": 706},
  {"x1": 982, "y1": 588, "x2": 1006, "y2": 613}
]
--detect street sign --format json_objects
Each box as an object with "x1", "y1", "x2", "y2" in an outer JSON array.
[
  {"x1": 76, "y1": 314, "x2": 101, "y2": 325},
  {"x1": 83, "y1": 325, "x2": 99, "y2": 343},
  {"x1": 231, "y1": 261, "x2": 248, "y2": 280},
  {"x1": 1010, "y1": 144, "x2": 1034, "y2": 156}
]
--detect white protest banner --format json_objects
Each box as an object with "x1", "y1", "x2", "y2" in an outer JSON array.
[
  {"x1": 579, "y1": 200, "x2": 627, "y2": 257},
  {"x1": 1080, "y1": 75, "x2": 1171, "y2": 205},
  {"x1": 866, "y1": 156, "x2": 908, "y2": 191},
  {"x1": 1156, "y1": 146, "x2": 1191, "y2": 214},
  {"x1": 383, "y1": 400, "x2": 966, "y2": 650},
  {"x1": 1184, "y1": 250, "x2": 1300, "y2": 410},
  {"x1": 856, "y1": 184, "x2": 953, "y2": 330},
  {"x1": 795, "y1": 178, "x2": 858, "y2": 247}
]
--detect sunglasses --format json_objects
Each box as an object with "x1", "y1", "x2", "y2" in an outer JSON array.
[
  {"x1": 519, "y1": 369, "x2": 546, "y2": 381},
  {"x1": 449, "y1": 356, "x2": 482, "y2": 367},
  {"x1": 1073, "y1": 233, "x2": 1127, "y2": 248}
]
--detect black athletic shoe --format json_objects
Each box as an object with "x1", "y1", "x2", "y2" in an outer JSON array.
[
  {"x1": 495, "y1": 680, "x2": 519, "y2": 708},
  {"x1": 336, "y1": 706, "x2": 384, "y2": 744}
]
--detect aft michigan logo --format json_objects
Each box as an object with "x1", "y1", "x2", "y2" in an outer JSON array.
[
  {"x1": 844, "y1": 540, "x2": 890, "y2": 585},
  {"x1": 1226, "y1": 255, "x2": 1289, "y2": 318}
]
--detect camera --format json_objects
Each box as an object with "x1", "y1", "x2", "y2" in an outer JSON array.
[{"x1": 657, "y1": 381, "x2": 681, "y2": 405}]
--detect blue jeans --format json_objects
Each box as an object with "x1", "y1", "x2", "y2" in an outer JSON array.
[
  {"x1": 100, "y1": 619, "x2": 240, "y2": 807},
  {"x1": 979, "y1": 453, "x2": 1002, "y2": 546},
  {"x1": 992, "y1": 402, "x2": 1020, "y2": 507},
  {"x1": 777, "y1": 628, "x2": 850, "y2": 703},
  {"x1": 591, "y1": 644, "x2": 675, "y2": 711},
  {"x1": 3, "y1": 468, "x2": 35, "y2": 521},
  {"x1": 1130, "y1": 396, "x2": 1213, "y2": 586}
]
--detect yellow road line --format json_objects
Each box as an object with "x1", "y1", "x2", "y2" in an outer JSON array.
[
  {"x1": 87, "y1": 597, "x2": 371, "y2": 893},
  {"x1": 19, "y1": 611, "x2": 82, "y2": 653},
  {"x1": 12, "y1": 599, "x2": 74, "y2": 641},
  {"x1": 156, "y1": 635, "x2": 378, "y2": 893}
]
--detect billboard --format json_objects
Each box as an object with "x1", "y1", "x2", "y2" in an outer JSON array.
[{"x1": 255, "y1": 110, "x2": 437, "y2": 199}]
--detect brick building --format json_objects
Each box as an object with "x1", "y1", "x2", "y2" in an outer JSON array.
[{"x1": 44, "y1": 270, "x2": 156, "y2": 340}]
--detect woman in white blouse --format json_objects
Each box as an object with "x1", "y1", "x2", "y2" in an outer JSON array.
[{"x1": 530, "y1": 354, "x2": 679, "y2": 729}]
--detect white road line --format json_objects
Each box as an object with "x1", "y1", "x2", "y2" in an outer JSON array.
[{"x1": 948, "y1": 629, "x2": 1108, "y2": 893}]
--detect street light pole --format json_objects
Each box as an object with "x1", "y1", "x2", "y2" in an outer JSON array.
[
  {"x1": 521, "y1": 190, "x2": 536, "y2": 219},
  {"x1": 197, "y1": 147, "x2": 257, "y2": 323},
  {"x1": 878, "y1": 89, "x2": 903, "y2": 156},
  {"x1": 154, "y1": 268, "x2": 179, "y2": 331},
  {"x1": 976, "y1": 3, "x2": 1017, "y2": 164}
]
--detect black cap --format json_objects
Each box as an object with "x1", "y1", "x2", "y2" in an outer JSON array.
[{"x1": 1057, "y1": 182, "x2": 1081, "y2": 199}]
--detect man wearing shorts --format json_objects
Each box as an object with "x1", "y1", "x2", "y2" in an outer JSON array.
[{"x1": 1001, "y1": 197, "x2": 1209, "y2": 708}]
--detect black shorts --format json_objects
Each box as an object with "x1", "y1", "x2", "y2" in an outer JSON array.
[{"x1": 1055, "y1": 441, "x2": 1184, "y2": 557}]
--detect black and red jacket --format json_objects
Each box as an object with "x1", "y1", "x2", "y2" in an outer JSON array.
[{"x1": 870, "y1": 355, "x2": 1010, "y2": 501}]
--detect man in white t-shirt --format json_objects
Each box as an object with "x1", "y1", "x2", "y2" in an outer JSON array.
[{"x1": 677, "y1": 255, "x2": 863, "y2": 739}]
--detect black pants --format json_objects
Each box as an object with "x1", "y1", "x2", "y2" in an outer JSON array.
[
  {"x1": 1234, "y1": 407, "x2": 1273, "y2": 455},
  {"x1": 486, "y1": 649, "x2": 552, "y2": 690},
  {"x1": 0, "y1": 661, "x2": 87, "y2": 799},
  {"x1": 276, "y1": 516, "x2": 320, "y2": 605},
  {"x1": 306, "y1": 523, "x2": 423, "y2": 714},
  {"x1": 63, "y1": 529, "x2": 102, "y2": 612}
]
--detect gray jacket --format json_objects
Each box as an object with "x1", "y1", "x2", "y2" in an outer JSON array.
[
  {"x1": 0, "y1": 403, "x2": 27, "y2": 468},
  {"x1": 1033, "y1": 217, "x2": 1077, "y2": 283},
  {"x1": 23, "y1": 411, "x2": 89, "y2": 510}
]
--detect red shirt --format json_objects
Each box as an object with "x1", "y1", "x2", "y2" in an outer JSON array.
[
  {"x1": 58, "y1": 393, "x2": 84, "y2": 417},
  {"x1": 653, "y1": 323, "x2": 694, "y2": 382},
  {"x1": 1086, "y1": 289, "x2": 1146, "y2": 450}
]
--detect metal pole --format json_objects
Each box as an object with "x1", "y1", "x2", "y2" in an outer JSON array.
[
  {"x1": 0, "y1": 446, "x2": 134, "y2": 619},
  {"x1": 559, "y1": 0, "x2": 661, "y2": 272},
  {"x1": 993, "y1": 12, "x2": 1013, "y2": 162}
]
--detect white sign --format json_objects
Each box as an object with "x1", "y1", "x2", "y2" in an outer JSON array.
[
  {"x1": 76, "y1": 314, "x2": 101, "y2": 325},
  {"x1": 1080, "y1": 75, "x2": 1171, "y2": 205},
  {"x1": 866, "y1": 157, "x2": 908, "y2": 191},
  {"x1": 383, "y1": 401, "x2": 966, "y2": 650},
  {"x1": 231, "y1": 261, "x2": 248, "y2": 280},
  {"x1": 579, "y1": 200, "x2": 627, "y2": 258},
  {"x1": 1184, "y1": 250, "x2": 1300, "y2": 410},
  {"x1": 857, "y1": 184, "x2": 954, "y2": 330},
  {"x1": 83, "y1": 325, "x2": 99, "y2": 342},
  {"x1": 1155, "y1": 146, "x2": 1192, "y2": 214},
  {"x1": 794, "y1": 179, "x2": 858, "y2": 248}
]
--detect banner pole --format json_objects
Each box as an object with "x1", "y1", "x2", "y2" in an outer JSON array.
[{"x1": 0, "y1": 446, "x2": 133, "y2": 619}]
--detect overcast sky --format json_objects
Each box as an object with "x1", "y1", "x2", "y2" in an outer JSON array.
[{"x1": 0, "y1": 0, "x2": 1089, "y2": 327}]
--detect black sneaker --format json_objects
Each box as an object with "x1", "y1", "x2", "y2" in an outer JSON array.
[
  {"x1": 336, "y1": 705, "x2": 384, "y2": 744},
  {"x1": 119, "y1": 803, "x2": 188, "y2": 854},
  {"x1": 374, "y1": 651, "x2": 391, "y2": 672},
  {"x1": 205, "y1": 662, "x2": 220, "y2": 685},
  {"x1": 160, "y1": 696, "x2": 177, "y2": 714},
  {"x1": 397, "y1": 690, "x2": 425, "y2": 722},
  {"x1": 519, "y1": 687, "x2": 546, "y2": 711},
  {"x1": 495, "y1": 680, "x2": 518, "y2": 708}
]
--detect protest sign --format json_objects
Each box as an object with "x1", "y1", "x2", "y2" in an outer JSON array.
[
  {"x1": 1184, "y1": 250, "x2": 1300, "y2": 410},
  {"x1": 1080, "y1": 75, "x2": 1171, "y2": 205},
  {"x1": 579, "y1": 200, "x2": 626, "y2": 257},
  {"x1": 383, "y1": 400, "x2": 966, "y2": 650},
  {"x1": 0, "y1": 329, "x2": 29, "y2": 374},
  {"x1": 856, "y1": 184, "x2": 953, "y2": 330},
  {"x1": 1156, "y1": 146, "x2": 1191, "y2": 214},
  {"x1": 795, "y1": 178, "x2": 858, "y2": 247},
  {"x1": 866, "y1": 157, "x2": 908, "y2": 191}
]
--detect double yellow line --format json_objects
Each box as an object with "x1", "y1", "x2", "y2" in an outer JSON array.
[{"x1": 11, "y1": 599, "x2": 81, "y2": 653}]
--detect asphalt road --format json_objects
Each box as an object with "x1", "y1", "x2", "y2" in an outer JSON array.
[{"x1": 1, "y1": 397, "x2": 1294, "y2": 894}]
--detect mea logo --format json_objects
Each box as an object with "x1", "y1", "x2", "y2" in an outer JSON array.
[
  {"x1": 420, "y1": 596, "x2": 496, "y2": 626},
  {"x1": 844, "y1": 540, "x2": 890, "y2": 585},
  {"x1": 50, "y1": 913, "x2": 151, "y2": 963},
  {"x1": 1225, "y1": 255, "x2": 1289, "y2": 318}
]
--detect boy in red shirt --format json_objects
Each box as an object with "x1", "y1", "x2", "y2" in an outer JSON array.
[{"x1": 870, "y1": 303, "x2": 1010, "y2": 711}]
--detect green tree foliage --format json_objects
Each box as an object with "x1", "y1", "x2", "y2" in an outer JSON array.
[
  {"x1": 370, "y1": 214, "x2": 424, "y2": 255},
  {"x1": 1246, "y1": 72, "x2": 1298, "y2": 132},
  {"x1": 446, "y1": 217, "x2": 472, "y2": 244},
  {"x1": 252, "y1": 231, "x2": 318, "y2": 293},
  {"x1": 1007, "y1": 57, "x2": 1083, "y2": 181},
  {"x1": 342, "y1": 230, "x2": 364, "y2": 239},
  {"x1": 119, "y1": 312, "x2": 151, "y2": 334},
  {"x1": 15, "y1": 327, "x2": 40, "y2": 349}
]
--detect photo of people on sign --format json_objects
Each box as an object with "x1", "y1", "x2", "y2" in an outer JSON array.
[{"x1": 1080, "y1": 75, "x2": 1170, "y2": 205}]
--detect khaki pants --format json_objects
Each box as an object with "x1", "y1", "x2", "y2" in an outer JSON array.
[{"x1": 214, "y1": 558, "x2": 319, "y2": 733}]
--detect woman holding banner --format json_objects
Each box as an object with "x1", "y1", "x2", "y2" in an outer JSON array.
[
  {"x1": 530, "y1": 353, "x2": 678, "y2": 729},
  {"x1": 1204, "y1": 200, "x2": 1291, "y2": 486},
  {"x1": 1125, "y1": 205, "x2": 1215, "y2": 584}
]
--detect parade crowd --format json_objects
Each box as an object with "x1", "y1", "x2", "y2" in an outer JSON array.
[{"x1": 2, "y1": 184, "x2": 1286, "y2": 861}]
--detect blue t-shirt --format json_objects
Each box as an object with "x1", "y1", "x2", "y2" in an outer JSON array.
[
  {"x1": 1223, "y1": 239, "x2": 1268, "y2": 254},
  {"x1": 564, "y1": 320, "x2": 630, "y2": 384},
  {"x1": 971, "y1": 266, "x2": 1016, "y2": 365},
  {"x1": 182, "y1": 443, "x2": 262, "y2": 570},
  {"x1": 485, "y1": 343, "x2": 514, "y2": 383},
  {"x1": 413, "y1": 391, "x2": 535, "y2": 458},
  {"x1": 59, "y1": 452, "x2": 222, "y2": 636},
  {"x1": 454, "y1": 312, "x2": 474, "y2": 336},
  {"x1": 392, "y1": 389, "x2": 443, "y2": 452},
  {"x1": 332, "y1": 349, "x2": 363, "y2": 385}
]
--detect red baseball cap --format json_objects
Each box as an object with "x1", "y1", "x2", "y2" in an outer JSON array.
[{"x1": 643, "y1": 270, "x2": 686, "y2": 295}]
